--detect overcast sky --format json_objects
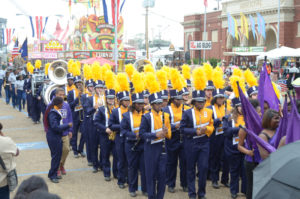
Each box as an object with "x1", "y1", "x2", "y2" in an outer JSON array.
[{"x1": 0, "y1": 0, "x2": 223, "y2": 47}]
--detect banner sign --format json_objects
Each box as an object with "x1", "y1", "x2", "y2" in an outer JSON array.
[
  {"x1": 73, "y1": 51, "x2": 90, "y2": 59},
  {"x1": 189, "y1": 41, "x2": 212, "y2": 50},
  {"x1": 233, "y1": 46, "x2": 266, "y2": 52},
  {"x1": 28, "y1": 52, "x2": 57, "y2": 59}
]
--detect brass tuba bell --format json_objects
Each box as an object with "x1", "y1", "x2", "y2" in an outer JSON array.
[{"x1": 48, "y1": 60, "x2": 68, "y2": 85}]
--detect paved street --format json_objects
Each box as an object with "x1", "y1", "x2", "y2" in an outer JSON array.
[{"x1": 0, "y1": 96, "x2": 244, "y2": 199}]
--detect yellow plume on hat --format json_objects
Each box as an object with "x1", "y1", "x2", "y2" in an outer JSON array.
[
  {"x1": 156, "y1": 70, "x2": 168, "y2": 90},
  {"x1": 102, "y1": 63, "x2": 111, "y2": 71},
  {"x1": 203, "y1": 63, "x2": 213, "y2": 81},
  {"x1": 67, "y1": 59, "x2": 74, "y2": 73},
  {"x1": 181, "y1": 74, "x2": 187, "y2": 87},
  {"x1": 117, "y1": 73, "x2": 130, "y2": 92},
  {"x1": 45, "y1": 63, "x2": 50, "y2": 76},
  {"x1": 146, "y1": 72, "x2": 160, "y2": 94},
  {"x1": 75, "y1": 61, "x2": 81, "y2": 70},
  {"x1": 272, "y1": 82, "x2": 281, "y2": 100},
  {"x1": 125, "y1": 64, "x2": 136, "y2": 81},
  {"x1": 193, "y1": 67, "x2": 207, "y2": 90},
  {"x1": 230, "y1": 75, "x2": 246, "y2": 98},
  {"x1": 144, "y1": 64, "x2": 155, "y2": 73},
  {"x1": 132, "y1": 71, "x2": 144, "y2": 93},
  {"x1": 105, "y1": 70, "x2": 115, "y2": 90},
  {"x1": 114, "y1": 74, "x2": 121, "y2": 93},
  {"x1": 72, "y1": 62, "x2": 81, "y2": 77},
  {"x1": 170, "y1": 68, "x2": 184, "y2": 91},
  {"x1": 26, "y1": 62, "x2": 34, "y2": 74},
  {"x1": 182, "y1": 64, "x2": 191, "y2": 80},
  {"x1": 35, "y1": 60, "x2": 41, "y2": 69},
  {"x1": 91, "y1": 62, "x2": 101, "y2": 81},
  {"x1": 83, "y1": 64, "x2": 92, "y2": 80},
  {"x1": 100, "y1": 65, "x2": 108, "y2": 81},
  {"x1": 212, "y1": 68, "x2": 225, "y2": 89},
  {"x1": 233, "y1": 68, "x2": 243, "y2": 78},
  {"x1": 161, "y1": 66, "x2": 171, "y2": 80},
  {"x1": 244, "y1": 69, "x2": 258, "y2": 87}
]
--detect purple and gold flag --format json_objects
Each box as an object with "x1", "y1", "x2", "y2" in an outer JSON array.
[
  {"x1": 258, "y1": 63, "x2": 280, "y2": 115},
  {"x1": 285, "y1": 99, "x2": 300, "y2": 144}
]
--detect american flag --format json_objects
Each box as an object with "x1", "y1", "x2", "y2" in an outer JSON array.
[
  {"x1": 11, "y1": 39, "x2": 20, "y2": 58},
  {"x1": 278, "y1": 79, "x2": 288, "y2": 93}
]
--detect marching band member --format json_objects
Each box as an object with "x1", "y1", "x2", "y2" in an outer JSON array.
[
  {"x1": 139, "y1": 72, "x2": 171, "y2": 199},
  {"x1": 94, "y1": 71, "x2": 118, "y2": 181},
  {"x1": 164, "y1": 69, "x2": 189, "y2": 193},
  {"x1": 85, "y1": 78, "x2": 105, "y2": 173},
  {"x1": 208, "y1": 68, "x2": 230, "y2": 189},
  {"x1": 31, "y1": 67, "x2": 42, "y2": 124},
  {"x1": 180, "y1": 67, "x2": 214, "y2": 199},
  {"x1": 38, "y1": 63, "x2": 50, "y2": 116},
  {"x1": 121, "y1": 72, "x2": 147, "y2": 197},
  {"x1": 109, "y1": 73, "x2": 130, "y2": 189},
  {"x1": 82, "y1": 64, "x2": 94, "y2": 165},
  {"x1": 181, "y1": 87, "x2": 192, "y2": 106},
  {"x1": 66, "y1": 73, "x2": 75, "y2": 96},
  {"x1": 223, "y1": 96, "x2": 247, "y2": 199},
  {"x1": 24, "y1": 73, "x2": 33, "y2": 118},
  {"x1": 67, "y1": 67, "x2": 85, "y2": 158}
]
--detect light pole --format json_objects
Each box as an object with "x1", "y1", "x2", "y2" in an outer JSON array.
[{"x1": 113, "y1": 0, "x2": 118, "y2": 73}]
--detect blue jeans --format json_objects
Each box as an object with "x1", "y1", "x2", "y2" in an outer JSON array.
[
  {"x1": 0, "y1": 79, "x2": 3, "y2": 97},
  {"x1": 0, "y1": 185, "x2": 9, "y2": 199},
  {"x1": 10, "y1": 84, "x2": 16, "y2": 107},
  {"x1": 17, "y1": 89, "x2": 24, "y2": 111},
  {"x1": 5, "y1": 85, "x2": 10, "y2": 104}
]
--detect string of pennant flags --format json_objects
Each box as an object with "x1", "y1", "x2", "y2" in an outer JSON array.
[{"x1": 227, "y1": 12, "x2": 266, "y2": 40}]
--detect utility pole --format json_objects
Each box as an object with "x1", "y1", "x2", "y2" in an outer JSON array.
[
  {"x1": 203, "y1": 5, "x2": 207, "y2": 62},
  {"x1": 114, "y1": 0, "x2": 118, "y2": 72}
]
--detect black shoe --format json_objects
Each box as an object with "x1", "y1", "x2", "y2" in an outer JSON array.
[
  {"x1": 74, "y1": 153, "x2": 79, "y2": 158},
  {"x1": 222, "y1": 182, "x2": 230, "y2": 188},
  {"x1": 142, "y1": 192, "x2": 148, "y2": 197},
  {"x1": 189, "y1": 197, "x2": 196, "y2": 199},
  {"x1": 130, "y1": 192, "x2": 137, "y2": 197},
  {"x1": 168, "y1": 187, "x2": 175, "y2": 193},
  {"x1": 212, "y1": 181, "x2": 220, "y2": 189},
  {"x1": 88, "y1": 162, "x2": 93, "y2": 166},
  {"x1": 50, "y1": 178, "x2": 59, "y2": 183},
  {"x1": 198, "y1": 196, "x2": 207, "y2": 199},
  {"x1": 183, "y1": 187, "x2": 188, "y2": 192},
  {"x1": 92, "y1": 167, "x2": 98, "y2": 173},
  {"x1": 119, "y1": 184, "x2": 125, "y2": 189},
  {"x1": 231, "y1": 194, "x2": 238, "y2": 199},
  {"x1": 105, "y1": 177, "x2": 111, "y2": 181}
]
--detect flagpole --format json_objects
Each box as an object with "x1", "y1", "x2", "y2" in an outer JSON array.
[
  {"x1": 114, "y1": 0, "x2": 118, "y2": 73},
  {"x1": 203, "y1": 5, "x2": 207, "y2": 63},
  {"x1": 277, "y1": 0, "x2": 280, "y2": 48}
]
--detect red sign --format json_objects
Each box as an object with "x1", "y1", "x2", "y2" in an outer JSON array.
[{"x1": 73, "y1": 51, "x2": 90, "y2": 59}]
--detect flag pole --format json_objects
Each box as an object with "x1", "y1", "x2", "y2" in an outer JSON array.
[
  {"x1": 277, "y1": 0, "x2": 280, "y2": 48},
  {"x1": 203, "y1": 4, "x2": 207, "y2": 63},
  {"x1": 114, "y1": 0, "x2": 118, "y2": 73}
]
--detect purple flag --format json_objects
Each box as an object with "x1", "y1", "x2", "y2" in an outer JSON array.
[
  {"x1": 271, "y1": 97, "x2": 288, "y2": 148},
  {"x1": 258, "y1": 63, "x2": 280, "y2": 115},
  {"x1": 285, "y1": 99, "x2": 300, "y2": 144},
  {"x1": 238, "y1": 84, "x2": 262, "y2": 135},
  {"x1": 243, "y1": 128, "x2": 276, "y2": 153}
]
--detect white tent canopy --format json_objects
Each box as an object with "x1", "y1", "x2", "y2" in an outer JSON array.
[{"x1": 257, "y1": 46, "x2": 300, "y2": 60}]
